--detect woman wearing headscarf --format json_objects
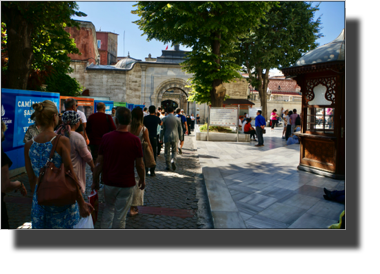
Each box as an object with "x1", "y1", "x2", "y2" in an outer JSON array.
[{"x1": 55, "y1": 111, "x2": 95, "y2": 193}]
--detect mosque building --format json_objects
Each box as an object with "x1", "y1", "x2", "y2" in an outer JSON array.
[{"x1": 65, "y1": 20, "x2": 300, "y2": 121}]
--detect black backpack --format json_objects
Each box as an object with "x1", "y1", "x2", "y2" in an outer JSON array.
[{"x1": 295, "y1": 114, "x2": 301, "y2": 126}]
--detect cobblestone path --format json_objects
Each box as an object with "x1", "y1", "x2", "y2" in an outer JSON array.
[{"x1": 4, "y1": 134, "x2": 213, "y2": 229}]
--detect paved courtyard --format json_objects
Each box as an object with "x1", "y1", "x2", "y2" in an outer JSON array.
[
  {"x1": 196, "y1": 126, "x2": 345, "y2": 229},
  {"x1": 5, "y1": 126, "x2": 344, "y2": 230},
  {"x1": 5, "y1": 133, "x2": 213, "y2": 229}
]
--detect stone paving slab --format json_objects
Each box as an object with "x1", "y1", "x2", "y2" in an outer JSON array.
[{"x1": 196, "y1": 127, "x2": 345, "y2": 229}]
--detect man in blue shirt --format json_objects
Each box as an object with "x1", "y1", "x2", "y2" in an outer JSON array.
[{"x1": 255, "y1": 110, "x2": 266, "y2": 147}]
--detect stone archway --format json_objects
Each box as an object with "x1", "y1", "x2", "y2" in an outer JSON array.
[{"x1": 151, "y1": 78, "x2": 191, "y2": 107}]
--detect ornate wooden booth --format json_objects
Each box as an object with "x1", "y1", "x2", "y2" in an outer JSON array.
[{"x1": 281, "y1": 29, "x2": 345, "y2": 179}]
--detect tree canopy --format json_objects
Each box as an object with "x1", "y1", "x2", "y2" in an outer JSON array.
[
  {"x1": 132, "y1": 1, "x2": 273, "y2": 106},
  {"x1": 233, "y1": 1, "x2": 322, "y2": 119},
  {"x1": 1, "y1": 1, "x2": 86, "y2": 95}
]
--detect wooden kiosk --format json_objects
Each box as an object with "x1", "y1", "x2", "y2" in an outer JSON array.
[{"x1": 281, "y1": 29, "x2": 345, "y2": 179}]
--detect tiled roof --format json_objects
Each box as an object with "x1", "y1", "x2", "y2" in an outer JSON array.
[{"x1": 271, "y1": 91, "x2": 301, "y2": 96}]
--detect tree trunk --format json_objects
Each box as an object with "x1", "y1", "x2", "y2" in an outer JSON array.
[
  {"x1": 255, "y1": 68, "x2": 271, "y2": 121},
  {"x1": 3, "y1": 4, "x2": 34, "y2": 90},
  {"x1": 210, "y1": 32, "x2": 224, "y2": 107},
  {"x1": 261, "y1": 68, "x2": 270, "y2": 120}
]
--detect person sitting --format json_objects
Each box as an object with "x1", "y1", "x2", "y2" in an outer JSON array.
[
  {"x1": 238, "y1": 116, "x2": 244, "y2": 133},
  {"x1": 286, "y1": 125, "x2": 301, "y2": 145},
  {"x1": 243, "y1": 118, "x2": 257, "y2": 141}
]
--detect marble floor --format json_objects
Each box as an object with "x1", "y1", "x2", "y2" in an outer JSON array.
[{"x1": 196, "y1": 127, "x2": 345, "y2": 229}]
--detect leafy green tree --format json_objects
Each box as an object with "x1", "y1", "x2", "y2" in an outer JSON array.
[
  {"x1": 233, "y1": 1, "x2": 322, "y2": 119},
  {"x1": 44, "y1": 68, "x2": 83, "y2": 96},
  {"x1": 1, "y1": 1, "x2": 86, "y2": 90},
  {"x1": 132, "y1": 1, "x2": 273, "y2": 107}
]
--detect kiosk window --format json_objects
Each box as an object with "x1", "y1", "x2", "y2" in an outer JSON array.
[{"x1": 306, "y1": 107, "x2": 334, "y2": 134}]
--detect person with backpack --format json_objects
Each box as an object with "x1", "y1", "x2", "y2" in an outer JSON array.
[
  {"x1": 175, "y1": 108, "x2": 188, "y2": 154},
  {"x1": 290, "y1": 109, "x2": 300, "y2": 134}
]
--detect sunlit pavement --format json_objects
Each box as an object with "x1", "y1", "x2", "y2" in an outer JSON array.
[
  {"x1": 7, "y1": 126, "x2": 344, "y2": 229},
  {"x1": 196, "y1": 126, "x2": 345, "y2": 229}
]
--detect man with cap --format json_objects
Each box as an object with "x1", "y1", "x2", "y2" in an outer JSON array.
[{"x1": 64, "y1": 98, "x2": 89, "y2": 144}]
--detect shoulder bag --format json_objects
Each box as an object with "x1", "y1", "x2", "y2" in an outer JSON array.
[
  {"x1": 142, "y1": 127, "x2": 156, "y2": 168},
  {"x1": 37, "y1": 135, "x2": 81, "y2": 206}
]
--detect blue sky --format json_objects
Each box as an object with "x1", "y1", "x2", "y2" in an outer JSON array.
[{"x1": 74, "y1": 1, "x2": 345, "y2": 61}]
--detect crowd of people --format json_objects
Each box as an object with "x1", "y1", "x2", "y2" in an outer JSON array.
[
  {"x1": 1, "y1": 98, "x2": 197, "y2": 229},
  {"x1": 2, "y1": 100, "x2": 306, "y2": 229},
  {"x1": 238, "y1": 108, "x2": 302, "y2": 147}
]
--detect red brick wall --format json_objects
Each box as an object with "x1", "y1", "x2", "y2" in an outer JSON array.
[
  {"x1": 65, "y1": 26, "x2": 97, "y2": 64},
  {"x1": 96, "y1": 32, "x2": 108, "y2": 51},
  {"x1": 268, "y1": 79, "x2": 300, "y2": 92},
  {"x1": 98, "y1": 50, "x2": 108, "y2": 65}
]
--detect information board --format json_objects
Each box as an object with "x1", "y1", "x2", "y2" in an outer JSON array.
[
  {"x1": 60, "y1": 96, "x2": 94, "y2": 119},
  {"x1": 127, "y1": 104, "x2": 134, "y2": 111},
  {"x1": 114, "y1": 102, "x2": 127, "y2": 108},
  {"x1": 210, "y1": 107, "x2": 238, "y2": 126},
  {"x1": 1, "y1": 89, "x2": 60, "y2": 171},
  {"x1": 13, "y1": 96, "x2": 59, "y2": 148},
  {"x1": 94, "y1": 100, "x2": 113, "y2": 115}
]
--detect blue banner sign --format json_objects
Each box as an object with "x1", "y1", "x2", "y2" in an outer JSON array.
[
  {"x1": 134, "y1": 104, "x2": 144, "y2": 109},
  {"x1": 1, "y1": 89, "x2": 60, "y2": 170},
  {"x1": 127, "y1": 104, "x2": 134, "y2": 111},
  {"x1": 94, "y1": 100, "x2": 114, "y2": 115}
]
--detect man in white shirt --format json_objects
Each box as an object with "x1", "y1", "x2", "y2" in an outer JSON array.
[
  {"x1": 143, "y1": 107, "x2": 149, "y2": 117},
  {"x1": 77, "y1": 108, "x2": 88, "y2": 142}
]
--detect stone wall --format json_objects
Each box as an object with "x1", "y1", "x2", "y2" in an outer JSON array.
[
  {"x1": 69, "y1": 61, "x2": 87, "y2": 87},
  {"x1": 224, "y1": 78, "x2": 249, "y2": 99},
  {"x1": 68, "y1": 62, "x2": 142, "y2": 103},
  {"x1": 107, "y1": 33, "x2": 118, "y2": 65},
  {"x1": 144, "y1": 64, "x2": 190, "y2": 106},
  {"x1": 126, "y1": 63, "x2": 143, "y2": 104}
]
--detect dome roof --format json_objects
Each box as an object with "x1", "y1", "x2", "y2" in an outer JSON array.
[
  {"x1": 114, "y1": 57, "x2": 140, "y2": 69},
  {"x1": 294, "y1": 29, "x2": 345, "y2": 67}
]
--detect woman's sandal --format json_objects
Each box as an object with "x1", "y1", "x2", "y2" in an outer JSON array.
[{"x1": 128, "y1": 207, "x2": 139, "y2": 217}]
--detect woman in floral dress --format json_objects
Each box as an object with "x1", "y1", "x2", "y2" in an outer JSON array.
[{"x1": 24, "y1": 100, "x2": 93, "y2": 229}]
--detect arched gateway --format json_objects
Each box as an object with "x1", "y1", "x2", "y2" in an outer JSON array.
[
  {"x1": 151, "y1": 78, "x2": 192, "y2": 112},
  {"x1": 66, "y1": 23, "x2": 251, "y2": 121}
]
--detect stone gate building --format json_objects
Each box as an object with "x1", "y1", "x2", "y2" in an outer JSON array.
[{"x1": 66, "y1": 20, "x2": 300, "y2": 123}]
